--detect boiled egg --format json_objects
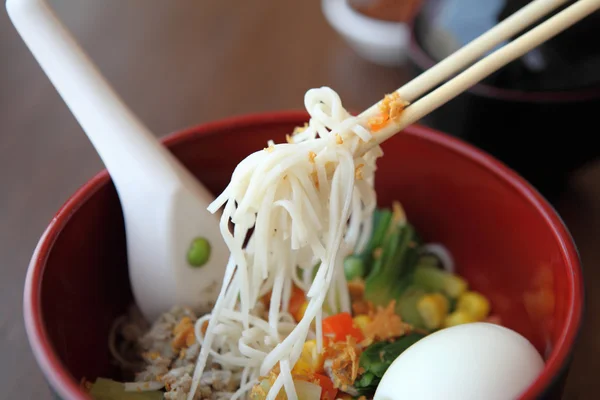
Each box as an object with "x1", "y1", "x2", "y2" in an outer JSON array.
[{"x1": 374, "y1": 322, "x2": 545, "y2": 400}]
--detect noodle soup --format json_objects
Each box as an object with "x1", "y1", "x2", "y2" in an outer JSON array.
[{"x1": 86, "y1": 88, "x2": 502, "y2": 400}]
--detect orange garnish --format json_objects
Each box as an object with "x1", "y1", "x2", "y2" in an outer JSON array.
[
  {"x1": 363, "y1": 300, "x2": 409, "y2": 343},
  {"x1": 172, "y1": 317, "x2": 196, "y2": 351},
  {"x1": 367, "y1": 92, "x2": 408, "y2": 132}
]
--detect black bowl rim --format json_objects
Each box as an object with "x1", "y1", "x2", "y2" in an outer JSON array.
[{"x1": 407, "y1": 16, "x2": 600, "y2": 103}]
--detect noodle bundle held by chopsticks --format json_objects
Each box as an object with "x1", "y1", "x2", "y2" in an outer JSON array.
[{"x1": 188, "y1": 87, "x2": 384, "y2": 400}]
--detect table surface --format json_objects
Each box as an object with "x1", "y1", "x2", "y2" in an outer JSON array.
[{"x1": 1, "y1": 1, "x2": 598, "y2": 399}]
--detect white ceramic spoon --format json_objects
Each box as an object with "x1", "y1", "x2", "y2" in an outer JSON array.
[{"x1": 7, "y1": 0, "x2": 228, "y2": 321}]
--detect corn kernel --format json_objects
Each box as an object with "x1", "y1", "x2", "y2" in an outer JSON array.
[
  {"x1": 445, "y1": 275, "x2": 468, "y2": 298},
  {"x1": 292, "y1": 340, "x2": 324, "y2": 375},
  {"x1": 294, "y1": 301, "x2": 309, "y2": 322},
  {"x1": 444, "y1": 309, "x2": 477, "y2": 327},
  {"x1": 457, "y1": 291, "x2": 491, "y2": 321},
  {"x1": 352, "y1": 315, "x2": 372, "y2": 335},
  {"x1": 417, "y1": 293, "x2": 449, "y2": 330}
]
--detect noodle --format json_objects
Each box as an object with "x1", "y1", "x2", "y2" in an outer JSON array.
[{"x1": 188, "y1": 86, "x2": 382, "y2": 399}]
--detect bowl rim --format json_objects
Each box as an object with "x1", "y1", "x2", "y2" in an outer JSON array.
[
  {"x1": 407, "y1": 16, "x2": 600, "y2": 103},
  {"x1": 24, "y1": 110, "x2": 584, "y2": 400}
]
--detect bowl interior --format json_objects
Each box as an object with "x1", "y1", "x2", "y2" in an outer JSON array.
[{"x1": 31, "y1": 112, "x2": 581, "y2": 398}]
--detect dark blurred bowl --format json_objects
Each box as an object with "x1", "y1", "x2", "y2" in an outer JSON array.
[
  {"x1": 24, "y1": 112, "x2": 583, "y2": 399},
  {"x1": 407, "y1": 0, "x2": 600, "y2": 199}
]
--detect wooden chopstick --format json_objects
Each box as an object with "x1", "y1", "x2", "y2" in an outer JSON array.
[{"x1": 367, "y1": 0, "x2": 600, "y2": 147}]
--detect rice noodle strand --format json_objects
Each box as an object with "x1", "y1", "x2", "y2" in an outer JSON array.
[{"x1": 188, "y1": 87, "x2": 383, "y2": 399}]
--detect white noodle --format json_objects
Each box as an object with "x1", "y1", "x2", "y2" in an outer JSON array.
[{"x1": 188, "y1": 86, "x2": 382, "y2": 400}]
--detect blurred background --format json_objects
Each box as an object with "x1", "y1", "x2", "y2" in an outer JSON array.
[{"x1": 1, "y1": 0, "x2": 599, "y2": 398}]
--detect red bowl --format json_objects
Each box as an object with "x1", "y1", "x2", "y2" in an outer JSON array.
[{"x1": 24, "y1": 111, "x2": 583, "y2": 399}]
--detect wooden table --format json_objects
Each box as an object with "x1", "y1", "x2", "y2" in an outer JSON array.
[{"x1": 0, "y1": 1, "x2": 597, "y2": 398}]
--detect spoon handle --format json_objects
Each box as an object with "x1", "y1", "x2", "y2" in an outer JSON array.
[
  {"x1": 8, "y1": 0, "x2": 228, "y2": 321},
  {"x1": 6, "y1": 0, "x2": 205, "y2": 194}
]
